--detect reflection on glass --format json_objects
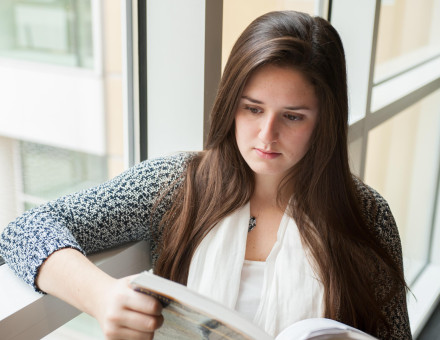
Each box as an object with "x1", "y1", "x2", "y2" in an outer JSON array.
[
  {"x1": 43, "y1": 313, "x2": 104, "y2": 340},
  {"x1": 365, "y1": 89, "x2": 440, "y2": 283},
  {"x1": 0, "y1": 0, "x2": 124, "y2": 236},
  {"x1": 0, "y1": 0, "x2": 125, "y2": 336},
  {"x1": 20, "y1": 141, "x2": 107, "y2": 203},
  {"x1": 222, "y1": 0, "x2": 317, "y2": 70},
  {"x1": 348, "y1": 137, "x2": 362, "y2": 178},
  {"x1": 0, "y1": 0, "x2": 93, "y2": 68},
  {"x1": 374, "y1": 0, "x2": 440, "y2": 82}
]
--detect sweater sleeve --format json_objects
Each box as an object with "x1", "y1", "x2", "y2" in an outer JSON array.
[
  {"x1": 0, "y1": 152, "x2": 192, "y2": 292},
  {"x1": 355, "y1": 179, "x2": 412, "y2": 340}
]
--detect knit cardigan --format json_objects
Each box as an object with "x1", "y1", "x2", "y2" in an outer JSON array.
[{"x1": 0, "y1": 152, "x2": 411, "y2": 339}]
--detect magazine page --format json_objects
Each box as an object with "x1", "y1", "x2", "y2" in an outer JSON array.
[
  {"x1": 276, "y1": 318, "x2": 378, "y2": 340},
  {"x1": 131, "y1": 272, "x2": 272, "y2": 340}
]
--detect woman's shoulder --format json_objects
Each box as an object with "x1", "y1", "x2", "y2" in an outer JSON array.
[
  {"x1": 136, "y1": 151, "x2": 197, "y2": 172},
  {"x1": 352, "y1": 176, "x2": 393, "y2": 222},
  {"x1": 123, "y1": 151, "x2": 198, "y2": 183},
  {"x1": 352, "y1": 176, "x2": 403, "y2": 259},
  {"x1": 352, "y1": 176, "x2": 388, "y2": 209}
]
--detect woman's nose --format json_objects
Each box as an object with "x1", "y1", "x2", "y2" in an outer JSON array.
[{"x1": 258, "y1": 114, "x2": 279, "y2": 145}]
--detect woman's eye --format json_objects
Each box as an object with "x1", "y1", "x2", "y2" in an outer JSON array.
[
  {"x1": 245, "y1": 106, "x2": 262, "y2": 114},
  {"x1": 285, "y1": 113, "x2": 303, "y2": 121}
]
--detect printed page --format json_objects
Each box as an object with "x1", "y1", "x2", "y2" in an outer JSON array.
[
  {"x1": 276, "y1": 318, "x2": 378, "y2": 340},
  {"x1": 131, "y1": 272, "x2": 272, "y2": 340},
  {"x1": 136, "y1": 287, "x2": 255, "y2": 340}
]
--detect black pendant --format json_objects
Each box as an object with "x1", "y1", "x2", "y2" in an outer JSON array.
[{"x1": 248, "y1": 216, "x2": 256, "y2": 232}]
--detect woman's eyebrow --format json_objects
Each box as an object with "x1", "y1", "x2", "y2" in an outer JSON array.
[
  {"x1": 241, "y1": 95, "x2": 263, "y2": 104},
  {"x1": 241, "y1": 95, "x2": 312, "y2": 111}
]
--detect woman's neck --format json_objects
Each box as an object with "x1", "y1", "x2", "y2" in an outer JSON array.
[{"x1": 252, "y1": 174, "x2": 289, "y2": 209}]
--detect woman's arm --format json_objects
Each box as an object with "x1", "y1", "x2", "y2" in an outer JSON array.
[
  {"x1": 0, "y1": 152, "x2": 192, "y2": 291},
  {"x1": 0, "y1": 153, "x2": 193, "y2": 338},
  {"x1": 355, "y1": 179, "x2": 412, "y2": 339},
  {"x1": 374, "y1": 200, "x2": 412, "y2": 340},
  {"x1": 37, "y1": 248, "x2": 163, "y2": 339}
]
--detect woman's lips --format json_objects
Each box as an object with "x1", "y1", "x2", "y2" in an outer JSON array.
[{"x1": 254, "y1": 148, "x2": 281, "y2": 159}]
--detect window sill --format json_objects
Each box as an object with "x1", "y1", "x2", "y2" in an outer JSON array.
[
  {"x1": 408, "y1": 263, "x2": 440, "y2": 338},
  {"x1": 0, "y1": 241, "x2": 151, "y2": 340}
]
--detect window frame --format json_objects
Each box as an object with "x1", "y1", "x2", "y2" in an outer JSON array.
[{"x1": 331, "y1": 0, "x2": 440, "y2": 336}]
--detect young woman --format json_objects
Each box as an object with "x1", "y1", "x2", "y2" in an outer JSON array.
[{"x1": 0, "y1": 11, "x2": 411, "y2": 340}]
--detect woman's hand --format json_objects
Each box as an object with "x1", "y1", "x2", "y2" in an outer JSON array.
[
  {"x1": 94, "y1": 275, "x2": 164, "y2": 340},
  {"x1": 36, "y1": 249, "x2": 163, "y2": 339}
]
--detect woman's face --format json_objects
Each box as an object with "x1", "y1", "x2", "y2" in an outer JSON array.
[{"x1": 235, "y1": 64, "x2": 319, "y2": 183}]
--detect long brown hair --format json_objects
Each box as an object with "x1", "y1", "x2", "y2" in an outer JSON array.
[{"x1": 155, "y1": 11, "x2": 406, "y2": 337}]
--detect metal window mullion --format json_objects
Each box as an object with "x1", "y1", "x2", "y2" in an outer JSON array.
[
  {"x1": 374, "y1": 52, "x2": 440, "y2": 86},
  {"x1": 314, "y1": 0, "x2": 330, "y2": 18},
  {"x1": 121, "y1": 0, "x2": 136, "y2": 167},
  {"x1": 203, "y1": 0, "x2": 223, "y2": 145},
  {"x1": 367, "y1": 75, "x2": 440, "y2": 131},
  {"x1": 331, "y1": 0, "x2": 380, "y2": 180},
  {"x1": 359, "y1": 0, "x2": 381, "y2": 181},
  {"x1": 137, "y1": 0, "x2": 148, "y2": 162}
]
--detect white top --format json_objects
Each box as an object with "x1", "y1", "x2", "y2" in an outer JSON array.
[
  {"x1": 187, "y1": 202, "x2": 324, "y2": 336},
  {"x1": 235, "y1": 260, "x2": 266, "y2": 321}
]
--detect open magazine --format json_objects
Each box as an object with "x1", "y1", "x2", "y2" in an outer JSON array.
[{"x1": 131, "y1": 271, "x2": 378, "y2": 340}]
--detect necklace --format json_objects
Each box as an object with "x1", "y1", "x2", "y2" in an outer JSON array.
[{"x1": 248, "y1": 216, "x2": 256, "y2": 232}]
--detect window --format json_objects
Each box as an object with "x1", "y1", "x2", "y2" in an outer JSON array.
[
  {"x1": 2, "y1": 1, "x2": 440, "y2": 338},
  {"x1": 19, "y1": 141, "x2": 107, "y2": 209},
  {"x1": 222, "y1": 0, "x2": 325, "y2": 70},
  {"x1": 0, "y1": 0, "x2": 125, "y2": 230},
  {"x1": 365, "y1": 89, "x2": 440, "y2": 283},
  {"x1": 333, "y1": 0, "x2": 440, "y2": 335},
  {"x1": 0, "y1": 0, "x2": 93, "y2": 68},
  {"x1": 374, "y1": 0, "x2": 440, "y2": 83},
  {"x1": 0, "y1": 0, "x2": 126, "y2": 337}
]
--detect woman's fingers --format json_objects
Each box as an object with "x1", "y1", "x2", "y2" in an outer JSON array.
[
  {"x1": 107, "y1": 308, "x2": 164, "y2": 333},
  {"x1": 97, "y1": 275, "x2": 164, "y2": 339},
  {"x1": 124, "y1": 286, "x2": 163, "y2": 316},
  {"x1": 103, "y1": 325, "x2": 155, "y2": 340}
]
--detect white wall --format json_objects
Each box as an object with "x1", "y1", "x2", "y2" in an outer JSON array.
[
  {"x1": 146, "y1": 0, "x2": 205, "y2": 159},
  {"x1": 0, "y1": 137, "x2": 19, "y2": 231},
  {"x1": 0, "y1": 61, "x2": 106, "y2": 155}
]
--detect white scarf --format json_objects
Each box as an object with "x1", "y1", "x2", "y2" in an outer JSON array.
[{"x1": 187, "y1": 202, "x2": 324, "y2": 336}]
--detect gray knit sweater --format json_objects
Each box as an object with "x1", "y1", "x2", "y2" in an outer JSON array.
[{"x1": 0, "y1": 152, "x2": 411, "y2": 339}]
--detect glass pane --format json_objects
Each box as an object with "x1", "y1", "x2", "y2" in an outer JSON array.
[
  {"x1": 222, "y1": 0, "x2": 321, "y2": 70},
  {"x1": 374, "y1": 0, "x2": 440, "y2": 82},
  {"x1": 0, "y1": 0, "x2": 125, "y2": 336},
  {"x1": 43, "y1": 313, "x2": 104, "y2": 339},
  {"x1": 0, "y1": 0, "x2": 93, "y2": 68},
  {"x1": 20, "y1": 141, "x2": 107, "y2": 201},
  {"x1": 0, "y1": 0, "x2": 125, "y2": 228},
  {"x1": 348, "y1": 137, "x2": 363, "y2": 178},
  {"x1": 364, "y1": 89, "x2": 440, "y2": 283}
]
